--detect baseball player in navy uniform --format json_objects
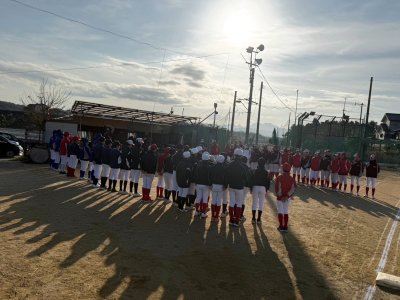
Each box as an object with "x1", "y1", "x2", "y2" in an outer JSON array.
[{"x1": 251, "y1": 157, "x2": 270, "y2": 224}]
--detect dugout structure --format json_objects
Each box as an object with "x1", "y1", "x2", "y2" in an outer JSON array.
[{"x1": 47, "y1": 101, "x2": 229, "y2": 149}]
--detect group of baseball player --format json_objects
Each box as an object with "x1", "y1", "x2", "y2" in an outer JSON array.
[
  {"x1": 48, "y1": 130, "x2": 380, "y2": 232},
  {"x1": 248, "y1": 146, "x2": 380, "y2": 199},
  {"x1": 48, "y1": 131, "x2": 297, "y2": 232}
]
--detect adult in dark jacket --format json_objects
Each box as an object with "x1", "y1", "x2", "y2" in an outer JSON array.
[
  {"x1": 129, "y1": 138, "x2": 143, "y2": 196},
  {"x1": 194, "y1": 152, "x2": 212, "y2": 218},
  {"x1": 365, "y1": 154, "x2": 380, "y2": 199},
  {"x1": 163, "y1": 148, "x2": 175, "y2": 202},
  {"x1": 119, "y1": 140, "x2": 133, "y2": 193},
  {"x1": 349, "y1": 153, "x2": 364, "y2": 196},
  {"x1": 210, "y1": 155, "x2": 226, "y2": 221},
  {"x1": 100, "y1": 140, "x2": 113, "y2": 188},
  {"x1": 108, "y1": 141, "x2": 122, "y2": 192},
  {"x1": 251, "y1": 157, "x2": 271, "y2": 224},
  {"x1": 225, "y1": 148, "x2": 248, "y2": 226},
  {"x1": 140, "y1": 144, "x2": 158, "y2": 201},
  {"x1": 92, "y1": 136, "x2": 105, "y2": 187},
  {"x1": 175, "y1": 151, "x2": 193, "y2": 211}
]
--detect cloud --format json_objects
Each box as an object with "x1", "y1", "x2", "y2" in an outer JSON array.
[{"x1": 170, "y1": 63, "x2": 206, "y2": 81}]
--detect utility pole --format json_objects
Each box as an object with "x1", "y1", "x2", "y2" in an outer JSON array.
[
  {"x1": 361, "y1": 77, "x2": 373, "y2": 160},
  {"x1": 287, "y1": 112, "x2": 291, "y2": 147},
  {"x1": 230, "y1": 91, "x2": 237, "y2": 140},
  {"x1": 295, "y1": 89, "x2": 298, "y2": 120},
  {"x1": 245, "y1": 67, "x2": 255, "y2": 144},
  {"x1": 255, "y1": 81, "x2": 263, "y2": 145},
  {"x1": 244, "y1": 44, "x2": 264, "y2": 145}
]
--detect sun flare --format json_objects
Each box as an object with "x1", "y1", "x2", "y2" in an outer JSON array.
[{"x1": 222, "y1": 11, "x2": 254, "y2": 45}]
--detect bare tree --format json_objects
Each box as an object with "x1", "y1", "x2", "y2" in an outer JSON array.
[{"x1": 21, "y1": 79, "x2": 71, "y2": 132}]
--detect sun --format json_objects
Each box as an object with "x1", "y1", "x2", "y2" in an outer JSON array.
[{"x1": 222, "y1": 11, "x2": 253, "y2": 46}]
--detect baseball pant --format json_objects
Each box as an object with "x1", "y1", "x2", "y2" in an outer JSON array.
[
  {"x1": 93, "y1": 163, "x2": 102, "y2": 179},
  {"x1": 366, "y1": 177, "x2": 377, "y2": 188},
  {"x1": 142, "y1": 173, "x2": 154, "y2": 189},
  {"x1": 252, "y1": 186, "x2": 266, "y2": 211},
  {"x1": 229, "y1": 188, "x2": 244, "y2": 207},
  {"x1": 177, "y1": 186, "x2": 188, "y2": 197},
  {"x1": 101, "y1": 164, "x2": 111, "y2": 178},
  {"x1": 130, "y1": 169, "x2": 141, "y2": 183},
  {"x1": 109, "y1": 168, "x2": 120, "y2": 181},
  {"x1": 164, "y1": 172, "x2": 173, "y2": 191},
  {"x1": 277, "y1": 199, "x2": 291, "y2": 214},
  {"x1": 195, "y1": 184, "x2": 210, "y2": 204},
  {"x1": 157, "y1": 173, "x2": 164, "y2": 188},
  {"x1": 119, "y1": 169, "x2": 130, "y2": 181},
  {"x1": 211, "y1": 184, "x2": 224, "y2": 206},
  {"x1": 351, "y1": 176, "x2": 361, "y2": 186},
  {"x1": 172, "y1": 170, "x2": 178, "y2": 191},
  {"x1": 68, "y1": 155, "x2": 78, "y2": 169}
]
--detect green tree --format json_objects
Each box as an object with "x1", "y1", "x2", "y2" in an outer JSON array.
[{"x1": 271, "y1": 128, "x2": 278, "y2": 145}]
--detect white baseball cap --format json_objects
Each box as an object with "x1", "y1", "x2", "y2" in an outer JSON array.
[
  {"x1": 191, "y1": 147, "x2": 199, "y2": 155},
  {"x1": 216, "y1": 155, "x2": 225, "y2": 163},
  {"x1": 127, "y1": 140, "x2": 134, "y2": 145},
  {"x1": 233, "y1": 148, "x2": 244, "y2": 156},
  {"x1": 183, "y1": 151, "x2": 191, "y2": 158},
  {"x1": 202, "y1": 152, "x2": 210, "y2": 161}
]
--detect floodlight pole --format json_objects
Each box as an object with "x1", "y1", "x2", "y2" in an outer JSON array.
[
  {"x1": 244, "y1": 44, "x2": 264, "y2": 145},
  {"x1": 245, "y1": 67, "x2": 255, "y2": 145},
  {"x1": 361, "y1": 77, "x2": 373, "y2": 160}
]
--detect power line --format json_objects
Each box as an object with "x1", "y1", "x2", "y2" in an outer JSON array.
[
  {"x1": 8, "y1": 0, "x2": 230, "y2": 59},
  {"x1": 255, "y1": 66, "x2": 295, "y2": 113}
]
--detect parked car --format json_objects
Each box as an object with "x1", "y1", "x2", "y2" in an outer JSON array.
[
  {"x1": 0, "y1": 131, "x2": 26, "y2": 148},
  {"x1": 0, "y1": 135, "x2": 24, "y2": 158}
]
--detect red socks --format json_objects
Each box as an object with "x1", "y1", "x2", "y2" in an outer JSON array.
[
  {"x1": 366, "y1": 187, "x2": 369, "y2": 196},
  {"x1": 372, "y1": 188, "x2": 376, "y2": 197},
  {"x1": 350, "y1": 184, "x2": 354, "y2": 193},
  {"x1": 284, "y1": 214, "x2": 289, "y2": 227},
  {"x1": 297, "y1": 175, "x2": 300, "y2": 182},
  {"x1": 356, "y1": 186, "x2": 360, "y2": 193},
  {"x1": 278, "y1": 213, "x2": 283, "y2": 227},
  {"x1": 228, "y1": 207, "x2": 234, "y2": 222}
]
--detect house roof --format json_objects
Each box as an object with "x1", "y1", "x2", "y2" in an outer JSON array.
[
  {"x1": 70, "y1": 101, "x2": 198, "y2": 126},
  {"x1": 382, "y1": 113, "x2": 400, "y2": 122}
]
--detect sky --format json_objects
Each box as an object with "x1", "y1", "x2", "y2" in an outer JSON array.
[{"x1": 0, "y1": 0, "x2": 399, "y2": 135}]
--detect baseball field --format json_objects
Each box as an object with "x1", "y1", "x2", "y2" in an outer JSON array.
[{"x1": 0, "y1": 160, "x2": 399, "y2": 299}]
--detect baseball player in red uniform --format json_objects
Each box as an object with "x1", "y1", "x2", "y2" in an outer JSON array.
[
  {"x1": 291, "y1": 149, "x2": 302, "y2": 183},
  {"x1": 330, "y1": 153, "x2": 340, "y2": 190},
  {"x1": 310, "y1": 151, "x2": 321, "y2": 186},
  {"x1": 275, "y1": 162, "x2": 296, "y2": 232},
  {"x1": 338, "y1": 152, "x2": 351, "y2": 192}
]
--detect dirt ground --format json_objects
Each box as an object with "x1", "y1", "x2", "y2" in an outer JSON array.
[{"x1": 0, "y1": 160, "x2": 399, "y2": 300}]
